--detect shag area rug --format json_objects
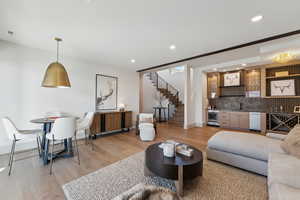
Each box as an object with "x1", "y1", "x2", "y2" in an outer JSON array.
[{"x1": 63, "y1": 152, "x2": 267, "y2": 200}]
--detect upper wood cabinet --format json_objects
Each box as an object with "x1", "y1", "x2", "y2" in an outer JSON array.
[
  {"x1": 207, "y1": 73, "x2": 220, "y2": 99},
  {"x1": 245, "y1": 69, "x2": 261, "y2": 92}
]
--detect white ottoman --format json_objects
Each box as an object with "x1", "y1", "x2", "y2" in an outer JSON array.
[{"x1": 139, "y1": 123, "x2": 155, "y2": 141}]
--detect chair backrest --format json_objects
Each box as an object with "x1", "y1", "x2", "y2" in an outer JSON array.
[
  {"x1": 79, "y1": 112, "x2": 95, "y2": 129},
  {"x1": 139, "y1": 113, "x2": 154, "y2": 123},
  {"x1": 2, "y1": 117, "x2": 19, "y2": 140},
  {"x1": 50, "y1": 117, "x2": 76, "y2": 140}
]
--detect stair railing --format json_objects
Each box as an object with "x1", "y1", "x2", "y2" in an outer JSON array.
[{"x1": 149, "y1": 72, "x2": 180, "y2": 105}]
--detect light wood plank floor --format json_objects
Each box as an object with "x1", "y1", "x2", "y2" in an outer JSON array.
[{"x1": 0, "y1": 124, "x2": 222, "y2": 200}]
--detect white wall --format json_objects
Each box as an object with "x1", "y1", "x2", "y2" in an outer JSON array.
[
  {"x1": 193, "y1": 67, "x2": 207, "y2": 127},
  {"x1": 0, "y1": 40, "x2": 139, "y2": 154}
]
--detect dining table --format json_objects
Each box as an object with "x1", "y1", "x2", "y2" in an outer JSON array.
[{"x1": 30, "y1": 117, "x2": 76, "y2": 165}]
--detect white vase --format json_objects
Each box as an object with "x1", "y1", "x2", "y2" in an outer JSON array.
[{"x1": 163, "y1": 143, "x2": 175, "y2": 157}]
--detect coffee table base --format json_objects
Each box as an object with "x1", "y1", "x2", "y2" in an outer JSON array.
[
  {"x1": 175, "y1": 165, "x2": 183, "y2": 196},
  {"x1": 144, "y1": 165, "x2": 200, "y2": 197}
]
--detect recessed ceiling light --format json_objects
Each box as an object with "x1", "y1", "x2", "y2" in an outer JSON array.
[
  {"x1": 169, "y1": 45, "x2": 176, "y2": 50},
  {"x1": 236, "y1": 67, "x2": 240, "y2": 70},
  {"x1": 213, "y1": 68, "x2": 217, "y2": 71},
  {"x1": 130, "y1": 59, "x2": 136, "y2": 63},
  {"x1": 242, "y1": 63, "x2": 247, "y2": 66},
  {"x1": 251, "y1": 15, "x2": 263, "y2": 22}
]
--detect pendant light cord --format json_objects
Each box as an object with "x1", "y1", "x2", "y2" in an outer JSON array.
[{"x1": 57, "y1": 40, "x2": 59, "y2": 62}]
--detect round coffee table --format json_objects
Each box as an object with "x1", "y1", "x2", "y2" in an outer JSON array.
[{"x1": 145, "y1": 143, "x2": 203, "y2": 196}]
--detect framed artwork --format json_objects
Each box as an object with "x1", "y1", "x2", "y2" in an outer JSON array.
[
  {"x1": 224, "y1": 72, "x2": 240, "y2": 87},
  {"x1": 96, "y1": 74, "x2": 118, "y2": 110},
  {"x1": 271, "y1": 79, "x2": 295, "y2": 96}
]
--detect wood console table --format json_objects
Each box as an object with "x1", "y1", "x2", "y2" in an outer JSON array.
[{"x1": 90, "y1": 111, "x2": 132, "y2": 136}]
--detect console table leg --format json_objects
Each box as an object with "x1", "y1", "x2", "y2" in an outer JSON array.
[{"x1": 176, "y1": 165, "x2": 183, "y2": 197}]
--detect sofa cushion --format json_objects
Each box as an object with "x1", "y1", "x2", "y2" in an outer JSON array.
[
  {"x1": 281, "y1": 124, "x2": 300, "y2": 159},
  {"x1": 269, "y1": 183, "x2": 300, "y2": 200},
  {"x1": 268, "y1": 152, "x2": 300, "y2": 189},
  {"x1": 207, "y1": 131, "x2": 284, "y2": 161}
]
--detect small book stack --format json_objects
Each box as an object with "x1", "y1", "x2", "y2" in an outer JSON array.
[{"x1": 159, "y1": 140, "x2": 194, "y2": 157}]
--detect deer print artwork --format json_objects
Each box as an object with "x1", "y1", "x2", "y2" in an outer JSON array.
[{"x1": 271, "y1": 79, "x2": 295, "y2": 96}]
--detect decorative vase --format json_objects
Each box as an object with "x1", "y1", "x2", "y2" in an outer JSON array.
[{"x1": 163, "y1": 143, "x2": 175, "y2": 157}]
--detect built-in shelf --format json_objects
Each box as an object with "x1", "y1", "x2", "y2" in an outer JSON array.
[
  {"x1": 266, "y1": 73, "x2": 300, "y2": 79},
  {"x1": 219, "y1": 85, "x2": 245, "y2": 88},
  {"x1": 219, "y1": 95, "x2": 245, "y2": 98},
  {"x1": 263, "y1": 96, "x2": 300, "y2": 99}
]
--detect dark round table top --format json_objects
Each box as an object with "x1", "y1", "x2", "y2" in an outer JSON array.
[{"x1": 146, "y1": 143, "x2": 203, "y2": 166}]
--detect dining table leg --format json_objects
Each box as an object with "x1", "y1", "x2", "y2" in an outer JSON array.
[{"x1": 43, "y1": 138, "x2": 50, "y2": 165}]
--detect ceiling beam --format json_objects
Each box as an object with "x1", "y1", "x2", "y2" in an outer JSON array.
[{"x1": 137, "y1": 29, "x2": 300, "y2": 72}]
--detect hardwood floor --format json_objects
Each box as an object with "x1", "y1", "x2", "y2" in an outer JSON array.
[{"x1": 0, "y1": 124, "x2": 221, "y2": 200}]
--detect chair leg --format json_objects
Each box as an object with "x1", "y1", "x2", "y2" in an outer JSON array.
[
  {"x1": 74, "y1": 135, "x2": 80, "y2": 165},
  {"x1": 8, "y1": 139, "x2": 16, "y2": 176},
  {"x1": 49, "y1": 138, "x2": 55, "y2": 175},
  {"x1": 8, "y1": 140, "x2": 14, "y2": 166},
  {"x1": 84, "y1": 129, "x2": 88, "y2": 145},
  {"x1": 87, "y1": 129, "x2": 94, "y2": 151},
  {"x1": 90, "y1": 136, "x2": 94, "y2": 151}
]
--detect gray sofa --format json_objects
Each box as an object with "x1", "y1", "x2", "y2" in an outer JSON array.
[{"x1": 207, "y1": 131, "x2": 300, "y2": 200}]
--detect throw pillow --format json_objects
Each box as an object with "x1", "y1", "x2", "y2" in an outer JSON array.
[{"x1": 281, "y1": 124, "x2": 300, "y2": 159}]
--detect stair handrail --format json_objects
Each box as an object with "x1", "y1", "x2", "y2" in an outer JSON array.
[{"x1": 150, "y1": 72, "x2": 180, "y2": 104}]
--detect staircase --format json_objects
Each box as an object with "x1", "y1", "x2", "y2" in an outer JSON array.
[{"x1": 146, "y1": 72, "x2": 184, "y2": 126}]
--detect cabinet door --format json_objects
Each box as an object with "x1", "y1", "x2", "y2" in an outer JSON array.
[
  {"x1": 124, "y1": 111, "x2": 132, "y2": 128},
  {"x1": 219, "y1": 112, "x2": 230, "y2": 127},
  {"x1": 113, "y1": 113, "x2": 122, "y2": 130},
  {"x1": 229, "y1": 112, "x2": 240, "y2": 128},
  {"x1": 105, "y1": 113, "x2": 114, "y2": 131},
  {"x1": 105, "y1": 113, "x2": 122, "y2": 131},
  {"x1": 239, "y1": 112, "x2": 249, "y2": 129}
]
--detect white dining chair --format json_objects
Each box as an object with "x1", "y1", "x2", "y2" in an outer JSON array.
[
  {"x1": 76, "y1": 112, "x2": 95, "y2": 149},
  {"x1": 2, "y1": 117, "x2": 42, "y2": 176},
  {"x1": 46, "y1": 117, "x2": 78, "y2": 175}
]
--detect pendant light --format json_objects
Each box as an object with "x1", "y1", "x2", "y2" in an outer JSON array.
[{"x1": 42, "y1": 37, "x2": 71, "y2": 88}]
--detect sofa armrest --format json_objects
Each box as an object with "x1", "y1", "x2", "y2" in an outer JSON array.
[{"x1": 266, "y1": 132, "x2": 287, "y2": 141}]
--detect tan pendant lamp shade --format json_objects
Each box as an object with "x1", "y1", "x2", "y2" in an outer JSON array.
[{"x1": 42, "y1": 38, "x2": 71, "y2": 88}]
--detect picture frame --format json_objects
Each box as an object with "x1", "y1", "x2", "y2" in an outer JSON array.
[
  {"x1": 224, "y1": 72, "x2": 240, "y2": 87},
  {"x1": 270, "y1": 79, "x2": 295, "y2": 96},
  {"x1": 95, "y1": 74, "x2": 118, "y2": 110}
]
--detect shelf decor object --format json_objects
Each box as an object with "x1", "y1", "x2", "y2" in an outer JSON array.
[
  {"x1": 270, "y1": 79, "x2": 295, "y2": 96},
  {"x1": 224, "y1": 72, "x2": 240, "y2": 87},
  {"x1": 272, "y1": 52, "x2": 294, "y2": 64},
  {"x1": 42, "y1": 38, "x2": 71, "y2": 88},
  {"x1": 96, "y1": 74, "x2": 118, "y2": 110},
  {"x1": 275, "y1": 71, "x2": 289, "y2": 77}
]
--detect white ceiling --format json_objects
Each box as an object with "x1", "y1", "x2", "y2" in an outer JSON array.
[{"x1": 1, "y1": 0, "x2": 300, "y2": 71}]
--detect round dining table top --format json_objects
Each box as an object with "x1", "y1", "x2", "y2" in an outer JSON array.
[{"x1": 30, "y1": 117, "x2": 79, "y2": 124}]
